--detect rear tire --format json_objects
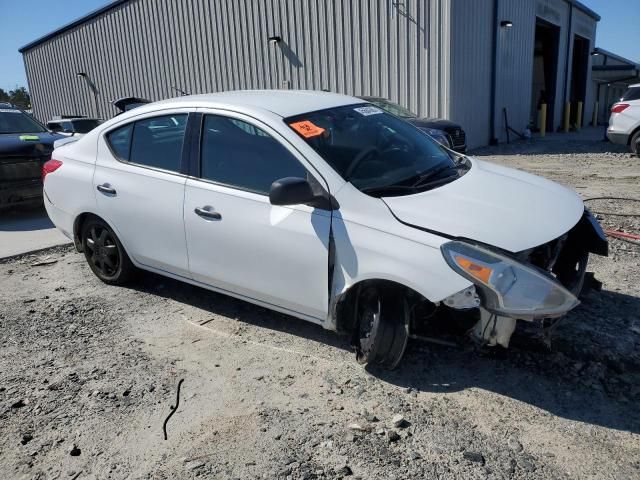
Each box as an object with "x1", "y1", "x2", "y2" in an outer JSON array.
[
  {"x1": 631, "y1": 131, "x2": 640, "y2": 157},
  {"x1": 81, "y1": 217, "x2": 135, "y2": 285},
  {"x1": 354, "y1": 287, "x2": 410, "y2": 369}
]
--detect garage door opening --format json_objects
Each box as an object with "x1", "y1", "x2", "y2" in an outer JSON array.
[
  {"x1": 530, "y1": 19, "x2": 560, "y2": 132},
  {"x1": 570, "y1": 34, "x2": 590, "y2": 127}
]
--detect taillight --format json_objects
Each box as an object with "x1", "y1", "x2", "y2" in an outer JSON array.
[
  {"x1": 42, "y1": 159, "x2": 63, "y2": 181},
  {"x1": 611, "y1": 103, "x2": 630, "y2": 114}
]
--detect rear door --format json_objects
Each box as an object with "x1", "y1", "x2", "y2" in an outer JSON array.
[
  {"x1": 183, "y1": 111, "x2": 331, "y2": 321},
  {"x1": 94, "y1": 110, "x2": 192, "y2": 277}
]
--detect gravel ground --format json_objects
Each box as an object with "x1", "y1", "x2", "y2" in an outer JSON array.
[{"x1": 1, "y1": 128, "x2": 639, "y2": 479}]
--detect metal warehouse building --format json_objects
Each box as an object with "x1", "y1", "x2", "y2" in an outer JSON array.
[{"x1": 20, "y1": 0, "x2": 600, "y2": 148}]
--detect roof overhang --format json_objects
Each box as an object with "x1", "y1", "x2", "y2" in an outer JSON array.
[{"x1": 593, "y1": 62, "x2": 640, "y2": 85}]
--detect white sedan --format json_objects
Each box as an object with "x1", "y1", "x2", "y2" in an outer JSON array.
[{"x1": 42, "y1": 90, "x2": 608, "y2": 368}]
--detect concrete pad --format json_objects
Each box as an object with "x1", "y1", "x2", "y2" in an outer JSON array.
[{"x1": 0, "y1": 205, "x2": 72, "y2": 259}]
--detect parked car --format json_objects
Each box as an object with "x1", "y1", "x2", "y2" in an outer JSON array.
[
  {"x1": 607, "y1": 83, "x2": 640, "y2": 156},
  {"x1": 43, "y1": 91, "x2": 607, "y2": 368},
  {"x1": 359, "y1": 96, "x2": 467, "y2": 152},
  {"x1": 46, "y1": 117, "x2": 102, "y2": 135},
  {"x1": 0, "y1": 104, "x2": 64, "y2": 208}
]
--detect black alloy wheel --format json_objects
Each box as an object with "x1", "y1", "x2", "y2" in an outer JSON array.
[{"x1": 82, "y1": 218, "x2": 135, "y2": 285}]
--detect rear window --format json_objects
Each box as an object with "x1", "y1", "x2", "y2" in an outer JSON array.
[{"x1": 621, "y1": 87, "x2": 640, "y2": 102}]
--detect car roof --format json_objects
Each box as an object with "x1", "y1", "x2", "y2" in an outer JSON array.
[
  {"x1": 358, "y1": 96, "x2": 386, "y2": 102},
  {"x1": 140, "y1": 90, "x2": 363, "y2": 118}
]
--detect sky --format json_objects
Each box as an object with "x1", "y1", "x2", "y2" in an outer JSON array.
[{"x1": 0, "y1": 0, "x2": 639, "y2": 92}]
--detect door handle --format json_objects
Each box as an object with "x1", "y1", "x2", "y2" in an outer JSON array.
[
  {"x1": 97, "y1": 184, "x2": 117, "y2": 195},
  {"x1": 194, "y1": 206, "x2": 222, "y2": 220}
]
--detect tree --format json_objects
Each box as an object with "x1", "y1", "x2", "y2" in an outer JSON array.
[
  {"x1": 9, "y1": 87, "x2": 30, "y2": 110},
  {"x1": 0, "y1": 88, "x2": 10, "y2": 103}
]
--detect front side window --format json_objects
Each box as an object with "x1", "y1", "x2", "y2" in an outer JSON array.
[
  {"x1": 106, "y1": 114, "x2": 187, "y2": 173},
  {"x1": 200, "y1": 115, "x2": 307, "y2": 194},
  {"x1": 286, "y1": 104, "x2": 462, "y2": 196}
]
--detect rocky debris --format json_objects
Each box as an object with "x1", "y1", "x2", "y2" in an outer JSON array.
[
  {"x1": 20, "y1": 433, "x2": 33, "y2": 445},
  {"x1": 69, "y1": 445, "x2": 81, "y2": 456},
  {"x1": 507, "y1": 436, "x2": 524, "y2": 453},
  {"x1": 387, "y1": 430, "x2": 400, "y2": 443},
  {"x1": 462, "y1": 451, "x2": 485, "y2": 465},
  {"x1": 390, "y1": 414, "x2": 408, "y2": 428}
]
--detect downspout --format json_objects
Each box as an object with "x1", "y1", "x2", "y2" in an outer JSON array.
[
  {"x1": 489, "y1": 0, "x2": 499, "y2": 145},
  {"x1": 562, "y1": 2, "x2": 573, "y2": 106}
]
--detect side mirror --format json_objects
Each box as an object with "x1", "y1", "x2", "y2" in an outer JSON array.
[{"x1": 269, "y1": 177, "x2": 338, "y2": 210}]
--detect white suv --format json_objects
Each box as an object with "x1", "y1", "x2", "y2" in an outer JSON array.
[
  {"x1": 42, "y1": 90, "x2": 608, "y2": 368},
  {"x1": 607, "y1": 83, "x2": 640, "y2": 155}
]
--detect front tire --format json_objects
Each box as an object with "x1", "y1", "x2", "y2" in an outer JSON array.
[
  {"x1": 354, "y1": 287, "x2": 410, "y2": 369},
  {"x1": 81, "y1": 218, "x2": 135, "y2": 285}
]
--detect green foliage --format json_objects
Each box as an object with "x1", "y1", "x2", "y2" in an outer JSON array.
[{"x1": 0, "y1": 87, "x2": 31, "y2": 110}]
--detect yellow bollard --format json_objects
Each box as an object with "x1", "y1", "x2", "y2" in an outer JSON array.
[
  {"x1": 539, "y1": 103, "x2": 547, "y2": 137},
  {"x1": 576, "y1": 101, "x2": 583, "y2": 131},
  {"x1": 563, "y1": 102, "x2": 571, "y2": 133},
  {"x1": 592, "y1": 101, "x2": 599, "y2": 126}
]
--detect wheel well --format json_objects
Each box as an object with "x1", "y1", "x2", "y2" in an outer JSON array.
[
  {"x1": 72, "y1": 212, "x2": 102, "y2": 252},
  {"x1": 629, "y1": 126, "x2": 640, "y2": 145},
  {"x1": 333, "y1": 279, "x2": 431, "y2": 335}
]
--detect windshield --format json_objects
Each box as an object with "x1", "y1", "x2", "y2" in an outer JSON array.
[
  {"x1": 365, "y1": 99, "x2": 416, "y2": 118},
  {"x1": 72, "y1": 119, "x2": 101, "y2": 133},
  {"x1": 286, "y1": 104, "x2": 461, "y2": 195},
  {"x1": 0, "y1": 110, "x2": 47, "y2": 134}
]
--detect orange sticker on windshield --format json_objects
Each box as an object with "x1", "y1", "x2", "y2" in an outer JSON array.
[{"x1": 289, "y1": 120, "x2": 325, "y2": 138}]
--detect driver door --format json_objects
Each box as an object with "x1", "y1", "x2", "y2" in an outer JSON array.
[{"x1": 183, "y1": 112, "x2": 332, "y2": 322}]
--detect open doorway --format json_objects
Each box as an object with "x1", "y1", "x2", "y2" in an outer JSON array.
[
  {"x1": 530, "y1": 19, "x2": 560, "y2": 132},
  {"x1": 570, "y1": 34, "x2": 590, "y2": 126}
]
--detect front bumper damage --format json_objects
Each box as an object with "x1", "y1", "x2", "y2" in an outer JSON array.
[{"x1": 443, "y1": 210, "x2": 608, "y2": 348}]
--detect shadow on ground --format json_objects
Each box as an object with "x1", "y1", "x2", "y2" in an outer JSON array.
[
  {"x1": 0, "y1": 204, "x2": 53, "y2": 232},
  {"x1": 129, "y1": 271, "x2": 640, "y2": 435}
]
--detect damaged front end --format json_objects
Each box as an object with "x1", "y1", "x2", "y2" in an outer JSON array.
[{"x1": 440, "y1": 209, "x2": 608, "y2": 348}]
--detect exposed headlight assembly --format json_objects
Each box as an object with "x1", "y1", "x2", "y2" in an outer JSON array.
[{"x1": 441, "y1": 241, "x2": 579, "y2": 319}]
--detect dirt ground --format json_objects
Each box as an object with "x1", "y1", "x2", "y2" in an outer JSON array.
[{"x1": 1, "y1": 128, "x2": 639, "y2": 479}]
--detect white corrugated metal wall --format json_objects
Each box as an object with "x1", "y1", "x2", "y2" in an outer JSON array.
[{"x1": 22, "y1": 0, "x2": 451, "y2": 124}]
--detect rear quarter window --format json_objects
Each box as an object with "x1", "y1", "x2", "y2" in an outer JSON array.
[{"x1": 106, "y1": 124, "x2": 133, "y2": 160}]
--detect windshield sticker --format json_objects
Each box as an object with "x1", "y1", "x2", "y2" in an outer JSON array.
[
  {"x1": 354, "y1": 106, "x2": 383, "y2": 116},
  {"x1": 19, "y1": 135, "x2": 40, "y2": 141},
  {"x1": 289, "y1": 120, "x2": 326, "y2": 138},
  {"x1": 0, "y1": 109, "x2": 20, "y2": 113}
]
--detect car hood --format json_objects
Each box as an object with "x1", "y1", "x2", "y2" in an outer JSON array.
[
  {"x1": 0, "y1": 132, "x2": 63, "y2": 157},
  {"x1": 407, "y1": 118, "x2": 461, "y2": 130},
  {"x1": 382, "y1": 158, "x2": 584, "y2": 252}
]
